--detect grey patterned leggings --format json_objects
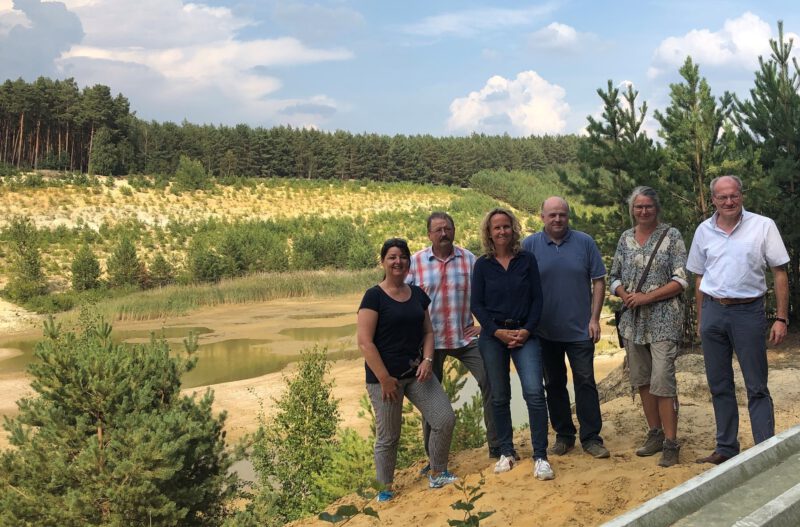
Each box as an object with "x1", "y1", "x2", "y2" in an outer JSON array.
[{"x1": 367, "y1": 377, "x2": 455, "y2": 484}]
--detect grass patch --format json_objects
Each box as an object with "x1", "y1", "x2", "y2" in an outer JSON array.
[{"x1": 67, "y1": 268, "x2": 382, "y2": 322}]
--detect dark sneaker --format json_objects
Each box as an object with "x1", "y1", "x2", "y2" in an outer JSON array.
[
  {"x1": 584, "y1": 441, "x2": 610, "y2": 459},
  {"x1": 549, "y1": 439, "x2": 575, "y2": 456},
  {"x1": 419, "y1": 463, "x2": 431, "y2": 476},
  {"x1": 636, "y1": 428, "x2": 665, "y2": 457},
  {"x1": 659, "y1": 439, "x2": 680, "y2": 467}
]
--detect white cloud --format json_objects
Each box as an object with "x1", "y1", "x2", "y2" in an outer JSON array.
[
  {"x1": 649, "y1": 12, "x2": 799, "y2": 74},
  {"x1": 32, "y1": 0, "x2": 355, "y2": 127},
  {"x1": 62, "y1": 0, "x2": 248, "y2": 48},
  {"x1": 403, "y1": 4, "x2": 557, "y2": 38},
  {"x1": 447, "y1": 71, "x2": 569, "y2": 136},
  {"x1": 528, "y1": 22, "x2": 593, "y2": 51}
]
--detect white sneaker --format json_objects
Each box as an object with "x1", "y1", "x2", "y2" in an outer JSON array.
[
  {"x1": 534, "y1": 458, "x2": 555, "y2": 480},
  {"x1": 494, "y1": 454, "x2": 515, "y2": 473}
]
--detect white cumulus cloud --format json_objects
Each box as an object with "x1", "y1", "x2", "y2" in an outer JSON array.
[
  {"x1": 650, "y1": 12, "x2": 799, "y2": 75},
  {"x1": 36, "y1": 0, "x2": 354, "y2": 127},
  {"x1": 447, "y1": 71, "x2": 569, "y2": 136},
  {"x1": 528, "y1": 22, "x2": 593, "y2": 51}
]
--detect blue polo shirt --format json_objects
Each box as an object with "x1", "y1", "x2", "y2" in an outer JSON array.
[{"x1": 522, "y1": 229, "x2": 606, "y2": 342}]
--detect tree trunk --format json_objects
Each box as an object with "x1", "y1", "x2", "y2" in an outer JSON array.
[
  {"x1": 15, "y1": 112, "x2": 24, "y2": 168},
  {"x1": 33, "y1": 119, "x2": 41, "y2": 169}
]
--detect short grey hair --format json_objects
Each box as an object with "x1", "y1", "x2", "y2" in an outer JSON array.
[
  {"x1": 709, "y1": 175, "x2": 743, "y2": 196},
  {"x1": 627, "y1": 186, "x2": 661, "y2": 225}
]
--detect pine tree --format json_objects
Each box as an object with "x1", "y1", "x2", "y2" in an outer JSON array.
[
  {"x1": 174, "y1": 155, "x2": 212, "y2": 192},
  {"x1": 70, "y1": 244, "x2": 101, "y2": 291},
  {"x1": 247, "y1": 346, "x2": 340, "y2": 525},
  {"x1": 0, "y1": 317, "x2": 237, "y2": 525},
  {"x1": 106, "y1": 236, "x2": 142, "y2": 288},
  {"x1": 4, "y1": 215, "x2": 48, "y2": 302},
  {"x1": 654, "y1": 56, "x2": 744, "y2": 230},
  {"x1": 735, "y1": 20, "x2": 800, "y2": 316},
  {"x1": 149, "y1": 252, "x2": 175, "y2": 287}
]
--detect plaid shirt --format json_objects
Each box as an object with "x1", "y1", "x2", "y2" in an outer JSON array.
[{"x1": 406, "y1": 245, "x2": 476, "y2": 350}]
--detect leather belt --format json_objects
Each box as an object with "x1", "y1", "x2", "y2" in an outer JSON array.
[
  {"x1": 706, "y1": 295, "x2": 763, "y2": 306},
  {"x1": 493, "y1": 318, "x2": 522, "y2": 329}
]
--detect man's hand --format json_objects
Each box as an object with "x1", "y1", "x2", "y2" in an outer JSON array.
[
  {"x1": 464, "y1": 325, "x2": 481, "y2": 339},
  {"x1": 769, "y1": 320, "x2": 788, "y2": 346},
  {"x1": 588, "y1": 319, "x2": 601, "y2": 343},
  {"x1": 493, "y1": 329, "x2": 515, "y2": 346}
]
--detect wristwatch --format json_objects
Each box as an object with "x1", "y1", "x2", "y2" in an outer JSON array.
[
  {"x1": 775, "y1": 317, "x2": 789, "y2": 326},
  {"x1": 424, "y1": 357, "x2": 434, "y2": 363}
]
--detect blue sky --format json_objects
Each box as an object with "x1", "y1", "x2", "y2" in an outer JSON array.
[{"x1": 1, "y1": 0, "x2": 799, "y2": 137}]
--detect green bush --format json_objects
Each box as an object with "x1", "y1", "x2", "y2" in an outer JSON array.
[
  {"x1": 3, "y1": 216, "x2": 48, "y2": 302},
  {"x1": 0, "y1": 317, "x2": 237, "y2": 525},
  {"x1": 174, "y1": 155, "x2": 212, "y2": 192},
  {"x1": 71, "y1": 244, "x2": 101, "y2": 291},
  {"x1": 246, "y1": 346, "x2": 340, "y2": 526},
  {"x1": 106, "y1": 237, "x2": 143, "y2": 288}
]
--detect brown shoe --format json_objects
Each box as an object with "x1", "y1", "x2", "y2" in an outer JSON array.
[
  {"x1": 695, "y1": 452, "x2": 731, "y2": 465},
  {"x1": 658, "y1": 439, "x2": 680, "y2": 467},
  {"x1": 635, "y1": 428, "x2": 664, "y2": 457}
]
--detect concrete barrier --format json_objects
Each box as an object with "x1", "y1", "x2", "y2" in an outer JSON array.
[{"x1": 602, "y1": 423, "x2": 800, "y2": 527}]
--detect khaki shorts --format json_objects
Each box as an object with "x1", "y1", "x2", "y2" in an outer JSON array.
[{"x1": 624, "y1": 340, "x2": 678, "y2": 397}]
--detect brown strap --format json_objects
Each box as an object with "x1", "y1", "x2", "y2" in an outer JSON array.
[{"x1": 634, "y1": 225, "x2": 670, "y2": 293}]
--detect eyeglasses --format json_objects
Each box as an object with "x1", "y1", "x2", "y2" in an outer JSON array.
[
  {"x1": 633, "y1": 205, "x2": 655, "y2": 211},
  {"x1": 429, "y1": 227, "x2": 454, "y2": 234},
  {"x1": 713, "y1": 193, "x2": 742, "y2": 203}
]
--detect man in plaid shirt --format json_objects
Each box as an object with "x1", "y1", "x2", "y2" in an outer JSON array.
[{"x1": 407, "y1": 212, "x2": 500, "y2": 460}]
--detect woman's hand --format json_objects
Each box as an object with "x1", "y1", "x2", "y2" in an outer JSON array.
[
  {"x1": 494, "y1": 329, "x2": 515, "y2": 345},
  {"x1": 416, "y1": 358, "x2": 433, "y2": 382},
  {"x1": 379, "y1": 376, "x2": 400, "y2": 402},
  {"x1": 623, "y1": 291, "x2": 651, "y2": 309},
  {"x1": 507, "y1": 328, "x2": 530, "y2": 348}
]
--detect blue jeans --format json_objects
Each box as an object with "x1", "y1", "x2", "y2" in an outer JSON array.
[
  {"x1": 541, "y1": 338, "x2": 603, "y2": 447},
  {"x1": 478, "y1": 334, "x2": 549, "y2": 459}
]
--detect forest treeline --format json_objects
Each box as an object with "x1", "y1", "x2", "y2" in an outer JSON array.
[{"x1": 0, "y1": 76, "x2": 580, "y2": 184}]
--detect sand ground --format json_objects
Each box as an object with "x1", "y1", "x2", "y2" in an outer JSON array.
[{"x1": 2, "y1": 297, "x2": 800, "y2": 526}]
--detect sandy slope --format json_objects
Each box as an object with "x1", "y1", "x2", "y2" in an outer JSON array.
[{"x1": 3, "y1": 298, "x2": 800, "y2": 526}]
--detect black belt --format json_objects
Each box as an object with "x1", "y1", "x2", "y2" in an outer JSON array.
[{"x1": 493, "y1": 318, "x2": 522, "y2": 329}]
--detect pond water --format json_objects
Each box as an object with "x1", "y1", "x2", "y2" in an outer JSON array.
[{"x1": 0, "y1": 323, "x2": 360, "y2": 388}]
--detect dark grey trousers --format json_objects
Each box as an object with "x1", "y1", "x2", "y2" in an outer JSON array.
[
  {"x1": 422, "y1": 340, "x2": 499, "y2": 455},
  {"x1": 700, "y1": 296, "x2": 774, "y2": 458}
]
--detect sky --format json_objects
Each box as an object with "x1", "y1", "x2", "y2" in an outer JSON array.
[{"x1": 1, "y1": 0, "x2": 799, "y2": 138}]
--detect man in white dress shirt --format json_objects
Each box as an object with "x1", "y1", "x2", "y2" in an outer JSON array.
[{"x1": 687, "y1": 175, "x2": 789, "y2": 465}]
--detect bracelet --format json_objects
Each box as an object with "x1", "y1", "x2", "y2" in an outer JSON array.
[
  {"x1": 424, "y1": 357, "x2": 434, "y2": 363},
  {"x1": 775, "y1": 317, "x2": 788, "y2": 326}
]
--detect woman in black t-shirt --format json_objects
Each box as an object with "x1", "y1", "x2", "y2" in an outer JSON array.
[{"x1": 357, "y1": 238, "x2": 457, "y2": 502}]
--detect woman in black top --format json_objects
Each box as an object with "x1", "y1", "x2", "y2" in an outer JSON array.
[
  {"x1": 357, "y1": 238, "x2": 456, "y2": 502},
  {"x1": 471, "y1": 208, "x2": 554, "y2": 480}
]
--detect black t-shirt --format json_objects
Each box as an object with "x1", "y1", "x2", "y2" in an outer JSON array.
[{"x1": 358, "y1": 284, "x2": 431, "y2": 384}]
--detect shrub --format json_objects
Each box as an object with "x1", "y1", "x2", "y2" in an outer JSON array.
[
  {"x1": 149, "y1": 252, "x2": 176, "y2": 287},
  {"x1": 106, "y1": 237, "x2": 143, "y2": 288},
  {"x1": 246, "y1": 346, "x2": 340, "y2": 526},
  {"x1": 71, "y1": 244, "x2": 101, "y2": 291},
  {"x1": 3, "y1": 216, "x2": 48, "y2": 302},
  {"x1": 0, "y1": 317, "x2": 237, "y2": 525},
  {"x1": 174, "y1": 155, "x2": 212, "y2": 192}
]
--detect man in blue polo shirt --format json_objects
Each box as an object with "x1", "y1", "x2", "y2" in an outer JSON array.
[{"x1": 522, "y1": 196, "x2": 609, "y2": 459}]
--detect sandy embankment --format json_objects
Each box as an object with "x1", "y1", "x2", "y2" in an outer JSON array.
[{"x1": 4, "y1": 296, "x2": 800, "y2": 526}]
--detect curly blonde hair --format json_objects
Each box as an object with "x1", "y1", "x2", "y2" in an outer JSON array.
[{"x1": 480, "y1": 208, "x2": 522, "y2": 257}]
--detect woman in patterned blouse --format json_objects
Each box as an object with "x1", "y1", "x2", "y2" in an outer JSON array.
[{"x1": 609, "y1": 186, "x2": 688, "y2": 468}]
